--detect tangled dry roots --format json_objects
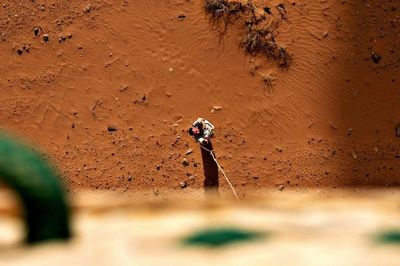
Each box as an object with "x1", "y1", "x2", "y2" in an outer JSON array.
[
  {"x1": 204, "y1": 0, "x2": 245, "y2": 18},
  {"x1": 241, "y1": 29, "x2": 291, "y2": 68},
  {"x1": 204, "y1": 0, "x2": 292, "y2": 68}
]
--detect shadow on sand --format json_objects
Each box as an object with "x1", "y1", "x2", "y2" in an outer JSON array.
[{"x1": 200, "y1": 142, "x2": 220, "y2": 197}]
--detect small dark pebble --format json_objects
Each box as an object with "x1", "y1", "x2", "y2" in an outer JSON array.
[
  {"x1": 348, "y1": 128, "x2": 353, "y2": 136},
  {"x1": 182, "y1": 158, "x2": 189, "y2": 166},
  {"x1": 33, "y1": 27, "x2": 42, "y2": 36},
  {"x1": 108, "y1": 126, "x2": 117, "y2": 132},
  {"x1": 180, "y1": 181, "x2": 188, "y2": 189},
  {"x1": 58, "y1": 35, "x2": 67, "y2": 43},
  {"x1": 371, "y1": 52, "x2": 382, "y2": 64},
  {"x1": 264, "y1": 7, "x2": 272, "y2": 14},
  {"x1": 43, "y1": 34, "x2": 50, "y2": 42}
]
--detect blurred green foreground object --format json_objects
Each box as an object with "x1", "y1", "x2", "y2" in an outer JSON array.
[
  {"x1": 0, "y1": 132, "x2": 71, "y2": 244},
  {"x1": 375, "y1": 230, "x2": 400, "y2": 245},
  {"x1": 182, "y1": 227, "x2": 266, "y2": 248}
]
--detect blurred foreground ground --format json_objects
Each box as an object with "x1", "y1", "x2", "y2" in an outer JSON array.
[{"x1": 1, "y1": 189, "x2": 400, "y2": 265}]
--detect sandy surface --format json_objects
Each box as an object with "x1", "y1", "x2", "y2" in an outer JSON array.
[
  {"x1": 2, "y1": 190, "x2": 400, "y2": 265},
  {"x1": 0, "y1": 0, "x2": 399, "y2": 193}
]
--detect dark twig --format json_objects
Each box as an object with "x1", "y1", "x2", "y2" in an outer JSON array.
[{"x1": 91, "y1": 98, "x2": 102, "y2": 119}]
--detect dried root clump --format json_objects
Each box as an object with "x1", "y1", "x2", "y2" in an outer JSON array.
[
  {"x1": 204, "y1": 0, "x2": 247, "y2": 19},
  {"x1": 261, "y1": 73, "x2": 274, "y2": 89},
  {"x1": 204, "y1": 0, "x2": 292, "y2": 69},
  {"x1": 241, "y1": 29, "x2": 291, "y2": 68},
  {"x1": 276, "y1": 46, "x2": 292, "y2": 68}
]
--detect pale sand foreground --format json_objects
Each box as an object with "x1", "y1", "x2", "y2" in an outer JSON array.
[{"x1": 1, "y1": 189, "x2": 400, "y2": 266}]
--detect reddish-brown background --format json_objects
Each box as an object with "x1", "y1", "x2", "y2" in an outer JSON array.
[{"x1": 1, "y1": 0, "x2": 399, "y2": 196}]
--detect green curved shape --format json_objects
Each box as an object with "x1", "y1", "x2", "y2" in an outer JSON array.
[
  {"x1": 0, "y1": 132, "x2": 71, "y2": 244},
  {"x1": 182, "y1": 227, "x2": 266, "y2": 248}
]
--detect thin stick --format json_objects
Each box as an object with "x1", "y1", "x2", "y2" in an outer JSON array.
[
  {"x1": 91, "y1": 98, "x2": 102, "y2": 119},
  {"x1": 104, "y1": 58, "x2": 120, "y2": 68}
]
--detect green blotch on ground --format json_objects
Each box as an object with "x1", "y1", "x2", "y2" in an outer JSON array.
[
  {"x1": 375, "y1": 230, "x2": 400, "y2": 245},
  {"x1": 182, "y1": 227, "x2": 266, "y2": 248}
]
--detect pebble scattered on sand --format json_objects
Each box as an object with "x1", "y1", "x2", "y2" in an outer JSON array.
[
  {"x1": 58, "y1": 35, "x2": 66, "y2": 43},
  {"x1": 371, "y1": 52, "x2": 382, "y2": 64},
  {"x1": 185, "y1": 149, "x2": 193, "y2": 155},
  {"x1": 278, "y1": 185, "x2": 285, "y2": 191},
  {"x1": 43, "y1": 34, "x2": 50, "y2": 42},
  {"x1": 33, "y1": 27, "x2": 42, "y2": 36},
  {"x1": 16, "y1": 44, "x2": 31, "y2": 55},
  {"x1": 180, "y1": 181, "x2": 188, "y2": 189},
  {"x1": 211, "y1": 106, "x2": 223, "y2": 113},
  {"x1": 107, "y1": 126, "x2": 117, "y2": 132},
  {"x1": 56, "y1": 33, "x2": 72, "y2": 43},
  {"x1": 182, "y1": 158, "x2": 189, "y2": 166},
  {"x1": 84, "y1": 4, "x2": 92, "y2": 13},
  {"x1": 347, "y1": 128, "x2": 353, "y2": 136}
]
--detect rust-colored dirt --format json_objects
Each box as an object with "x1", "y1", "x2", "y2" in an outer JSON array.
[{"x1": 0, "y1": 0, "x2": 399, "y2": 195}]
